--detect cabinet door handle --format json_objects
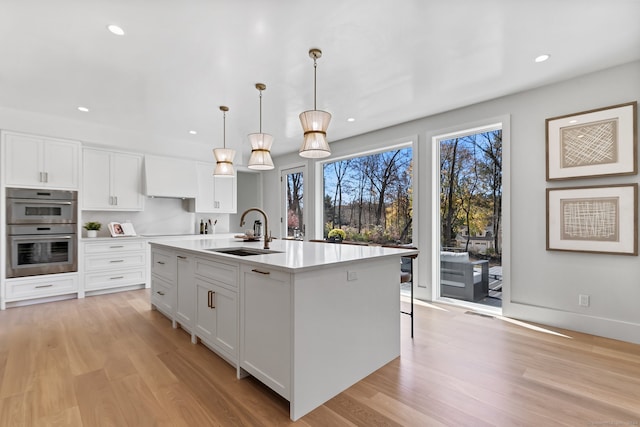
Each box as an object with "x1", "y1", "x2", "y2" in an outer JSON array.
[
  {"x1": 177, "y1": 255, "x2": 187, "y2": 259},
  {"x1": 207, "y1": 290, "x2": 216, "y2": 309},
  {"x1": 157, "y1": 261, "x2": 165, "y2": 265},
  {"x1": 109, "y1": 259, "x2": 124, "y2": 263},
  {"x1": 110, "y1": 276, "x2": 124, "y2": 280},
  {"x1": 35, "y1": 284, "x2": 53, "y2": 288},
  {"x1": 110, "y1": 245, "x2": 124, "y2": 249},
  {"x1": 251, "y1": 269, "x2": 271, "y2": 275},
  {"x1": 156, "y1": 290, "x2": 165, "y2": 296}
]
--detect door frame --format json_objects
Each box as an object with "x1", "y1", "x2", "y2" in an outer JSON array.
[{"x1": 430, "y1": 116, "x2": 510, "y2": 314}]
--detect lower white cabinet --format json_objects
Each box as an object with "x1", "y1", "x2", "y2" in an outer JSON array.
[
  {"x1": 83, "y1": 239, "x2": 146, "y2": 292},
  {"x1": 193, "y1": 257, "x2": 239, "y2": 363},
  {"x1": 150, "y1": 247, "x2": 177, "y2": 319},
  {"x1": 194, "y1": 277, "x2": 238, "y2": 362},
  {"x1": 150, "y1": 274, "x2": 175, "y2": 318},
  {"x1": 239, "y1": 264, "x2": 292, "y2": 399},
  {"x1": 4, "y1": 273, "x2": 79, "y2": 302}
]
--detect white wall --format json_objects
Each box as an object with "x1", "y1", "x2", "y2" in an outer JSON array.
[{"x1": 266, "y1": 60, "x2": 640, "y2": 344}]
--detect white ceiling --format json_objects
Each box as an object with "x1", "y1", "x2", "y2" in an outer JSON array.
[{"x1": 1, "y1": 0, "x2": 639, "y2": 161}]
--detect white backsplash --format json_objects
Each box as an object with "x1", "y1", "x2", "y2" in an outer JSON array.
[{"x1": 81, "y1": 197, "x2": 229, "y2": 237}]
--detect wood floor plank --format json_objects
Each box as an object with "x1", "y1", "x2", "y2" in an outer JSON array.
[{"x1": 73, "y1": 369, "x2": 129, "y2": 427}]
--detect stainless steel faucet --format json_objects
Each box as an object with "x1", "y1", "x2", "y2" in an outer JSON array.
[{"x1": 240, "y1": 207, "x2": 271, "y2": 249}]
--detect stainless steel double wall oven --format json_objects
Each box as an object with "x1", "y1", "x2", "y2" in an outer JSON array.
[{"x1": 6, "y1": 188, "x2": 78, "y2": 278}]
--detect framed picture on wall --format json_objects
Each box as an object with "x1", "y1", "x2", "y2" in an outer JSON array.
[
  {"x1": 546, "y1": 184, "x2": 638, "y2": 255},
  {"x1": 546, "y1": 101, "x2": 637, "y2": 181}
]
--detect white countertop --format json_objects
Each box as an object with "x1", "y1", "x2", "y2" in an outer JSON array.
[
  {"x1": 149, "y1": 237, "x2": 418, "y2": 273},
  {"x1": 81, "y1": 233, "x2": 236, "y2": 241}
]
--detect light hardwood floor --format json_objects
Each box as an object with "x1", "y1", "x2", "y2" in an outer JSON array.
[{"x1": 0, "y1": 289, "x2": 639, "y2": 426}]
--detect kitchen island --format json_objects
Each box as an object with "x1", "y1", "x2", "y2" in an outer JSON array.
[{"x1": 148, "y1": 237, "x2": 418, "y2": 421}]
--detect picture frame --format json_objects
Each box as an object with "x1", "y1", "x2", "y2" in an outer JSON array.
[
  {"x1": 546, "y1": 184, "x2": 638, "y2": 255},
  {"x1": 546, "y1": 101, "x2": 637, "y2": 181}
]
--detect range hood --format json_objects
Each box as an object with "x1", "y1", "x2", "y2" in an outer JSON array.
[{"x1": 144, "y1": 154, "x2": 197, "y2": 198}]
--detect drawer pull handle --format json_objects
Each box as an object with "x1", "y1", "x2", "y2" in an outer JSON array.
[
  {"x1": 156, "y1": 291, "x2": 165, "y2": 296},
  {"x1": 157, "y1": 261, "x2": 165, "y2": 265},
  {"x1": 252, "y1": 269, "x2": 271, "y2": 275},
  {"x1": 110, "y1": 245, "x2": 124, "y2": 249},
  {"x1": 35, "y1": 284, "x2": 53, "y2": 288},
  {"x1": 110, "y1": 260, "x2": 124, "y2": 263},
  {"x1": 110, "y1": 276, "x2": 124, "y2": 280},
  {"x1": 177, "y1": 255, "x2": 187, "y2": 259}
]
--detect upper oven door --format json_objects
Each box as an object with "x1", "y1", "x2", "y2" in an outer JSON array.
[{"x1": 7, "y1": 199, "x2": 77, "y2": 224}]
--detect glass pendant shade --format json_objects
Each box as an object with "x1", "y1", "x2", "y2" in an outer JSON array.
[
  {"x1": 213, "y1": 147, "x2": 235, "y2": 176},
  {"x1": 247, "y1": 132, "x2": 274, "y2": 170},
  {"x1": 299, "y1": 109, "x2": 332, "y2": 158}
]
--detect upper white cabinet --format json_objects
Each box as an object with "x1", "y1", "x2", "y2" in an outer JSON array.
[
  {"x1": 144, "y1": 154, "x2": 197, "y2": 198},
  {"x1": 190, "y1": 162, "x2": 237, "y2": 213},
  {"x1": 2, "y1": 131, "x2": 80, "y2": 189},
  {"x1": 83, "y1": 148, "x2": 144, "y2": 211}
]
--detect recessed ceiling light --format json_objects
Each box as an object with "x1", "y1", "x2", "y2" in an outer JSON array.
[
  {"x1": 535, "y1": 54, "x2": 550, "y2": 63},
  {"x1": 189, "y1": 130, "x2": 197, "y2": 135},
  {"x1": 569, "y1": 119, "x2": 578, "y2": 124},
  {"x1": 347, "y1": 117, "x2": 355, "y2": 122},
  {"x1": 107, "y1": 24, "x2": 125, "y2": 36},
  {"x1": 77, "y1": 106, "x2": 89, "y2": 112}
]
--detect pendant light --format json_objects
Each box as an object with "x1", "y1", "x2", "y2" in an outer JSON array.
[
  {"x1": 247, "y1": 83, "x2": 274, "y2": 170},
  {"x1": 213, "y1": 106, "x2": 236, "y2": 176},
  {"x1": 299, "y1": 48, "x2": 332, "y2": 158}
]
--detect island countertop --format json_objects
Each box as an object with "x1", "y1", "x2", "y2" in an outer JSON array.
[{"x1": 148, "y1": 237, "x2": 418, "y2": 273}]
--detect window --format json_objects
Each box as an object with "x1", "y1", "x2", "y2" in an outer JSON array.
[{"x1": 322, "y1": 145, "x2": 413, "y2": 244}]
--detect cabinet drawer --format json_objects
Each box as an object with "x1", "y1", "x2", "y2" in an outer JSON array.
[
  {"x1": 6, "y1": 275, "x2": 78, "y2": 299},
  {"x1": 151, "y1": 275, "x2": 175, "y2": 316},
  {"x1": 84, "y1": 252, "x2": 145, "y2": 271},
  {"x1": 84, "y1": 240, "x2": 146, "y2": 253},
  {"x1": 194, "y1": 257, "x2": 238, "y2": 287},
  {"x1": 151, "y1": 249, "x2": 176, "y2": 281},
  {"x1": 85, "y1": 268, "x2": 146, "y2": 290}
]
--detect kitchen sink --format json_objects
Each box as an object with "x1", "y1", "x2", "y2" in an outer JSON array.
[{"x1": 205, "y1": 247, "x2": 282, "y2": 256}]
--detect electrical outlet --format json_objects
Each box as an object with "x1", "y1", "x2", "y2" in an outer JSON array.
[
  {"x1": 578, "y1": 294, "x2": 590, "y2": 307},
  {"x1": 347, "y1": 271, "x2": 358, "y2": 281}
]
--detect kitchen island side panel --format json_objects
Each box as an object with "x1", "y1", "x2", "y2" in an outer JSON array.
[{"x1": 290, "y1": 256, "x2": 401, "y2": 421}]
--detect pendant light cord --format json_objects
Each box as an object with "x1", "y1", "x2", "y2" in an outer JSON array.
[
  {"x1": 313, "y1": 58, "x2": 317, "y2": 111},
  {"x1": 223, "y1": 110, "x2": 226, "y2": 149},
  {"x1": 259, "y1": 89, "x2": 263, "y2": 133}
]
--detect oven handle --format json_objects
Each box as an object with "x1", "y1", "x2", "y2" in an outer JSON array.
[
  {"x1": 11, "y1": 235, "x2": 75, "y2": 241},
  {"x1": 11, "y1": 200, "x2": 74, "y2": 205}
]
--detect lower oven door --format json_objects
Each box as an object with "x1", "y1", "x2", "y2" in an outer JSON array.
[{"x1": 7, "y1": 234, "x2": 77, "y2": 278}]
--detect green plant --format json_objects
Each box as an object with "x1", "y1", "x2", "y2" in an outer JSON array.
[
  {"x1": 83, "y1": 221, "x2": 102, "y2": 231},
  {"x1": 327, "y1": 228, "x2": 346, "y2": 240}
]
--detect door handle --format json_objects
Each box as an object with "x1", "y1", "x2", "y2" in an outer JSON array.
[{"x1": 251, "y1": 269, "x2": 270, "y2": 275}]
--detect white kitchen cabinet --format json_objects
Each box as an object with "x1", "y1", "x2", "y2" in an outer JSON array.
[
  {"x1": 150, "y1": 247, "x2": 177, "y2": 319},
  {"x1": 83, "y1": 239, "x2": 146, "y2": 293},
  {"x1": 194, "y1": 257, "x2": 239, "y2": 363},
  {"x1": 150, "y1": 275, "x2": 175, "y2": 318},
  {"x1": 4, "y1": 273, "x2": 79, "y2": 302},
  {"x1": 82, "y1": 148, "x2": 144, "y2": 211},
  {"x1": 190, "y1": 162, "x2": 237, "y2": 213},
  {"x1": 239, "y1": 264, "x2": 291, "y2": 399},
  {"x1": 2, "y1": 131, "x2": 80, "y2": 189},
  {"x1": 175, "y1": 251, "x2": 196, "y2": 334}
]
